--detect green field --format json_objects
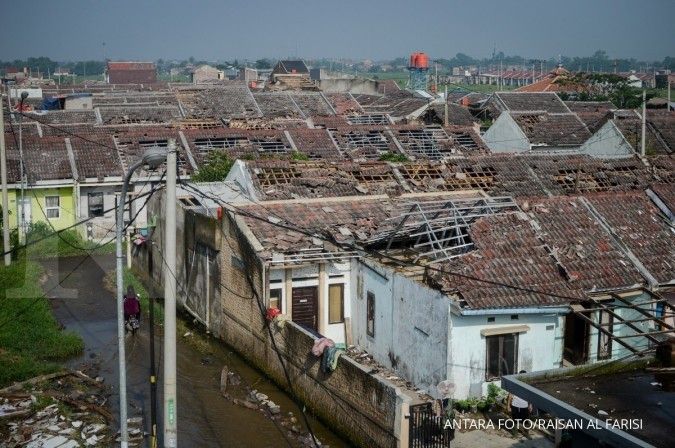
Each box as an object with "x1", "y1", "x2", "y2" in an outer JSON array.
[{"x1": 0, "y1": 259, "x2": 83, "y2": 386}]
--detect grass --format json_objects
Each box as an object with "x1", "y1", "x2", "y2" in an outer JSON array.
[
  {"x1": 20, "y1": 223, "x2": 115, "y2": 260},
  {"x1": 0, "y1": 258, "x2": 83, "y2": 387}
]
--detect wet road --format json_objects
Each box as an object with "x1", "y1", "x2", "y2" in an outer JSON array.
[{"x1": 42, "y1": 255, "x2": 348, "y2": 448}]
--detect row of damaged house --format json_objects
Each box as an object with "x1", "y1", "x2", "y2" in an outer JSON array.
[
  {"x1": 10, "y1": 78, "x2": 671, "y2": 446},
  {"x1": 134, "y1": 150, "x2": 675, "y2": 447}
]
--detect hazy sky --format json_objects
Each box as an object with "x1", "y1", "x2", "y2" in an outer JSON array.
[{"x1": 1, "y1": 0, "x2": 672, "y2": 62}]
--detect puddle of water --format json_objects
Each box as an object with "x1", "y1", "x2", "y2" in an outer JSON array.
[{"x1": 43, "y1": 255, "x2": 349, "y2": 447}]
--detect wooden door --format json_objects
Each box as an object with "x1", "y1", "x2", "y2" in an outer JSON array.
[{"x1": 292, "y1": 286, "x2": 318, "y2": 331}]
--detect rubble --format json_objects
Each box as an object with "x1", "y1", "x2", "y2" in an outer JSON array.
[{"x1": 0, "y1": 371, "x2": 113, "y2": 447}]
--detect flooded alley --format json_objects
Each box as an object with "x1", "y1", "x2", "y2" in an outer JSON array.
[{"x1": 41, "y1": 254, "x2": 348, "y2": 447}]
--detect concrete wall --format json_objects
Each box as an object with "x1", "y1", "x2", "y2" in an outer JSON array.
[
  {"x1": 64, "y1": 97, "x2": 93, "y2": 110},
  {"x1": 11, "y1": 185, "x2": 77, "y2": 231},
  {"x1": 579, "y1": 120, "x2": 634, "y2": 159},
  {"x1": 268, "y1": 261, "x2": 352, "y2": 344},
  {"x1": 133, "y1": 200, "x2": 418, "y2": 447},
  {"x1": 483, "y1": 112, "x2": 530, "y2": 153},
  {"x1": 586, "y1": 291, "x2": 655, "y2": 363},
  {"x1": 351, "y1": 259, "x2": 451, "y2": 398},
  {"x1": 318, "y1": 78, "x2": 380, "y2": 95},
  {"x1": 78, "y1": 185, "x2": 118, "y2": 239},
  {"x1": 450, "y1": 312, "x2": 565, "y2": 398}
]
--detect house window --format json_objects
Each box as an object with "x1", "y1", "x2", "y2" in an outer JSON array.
[
  {"x1": 366, "y1": 291, "x2": 375, "y2": 337},
  {"x1": 88, "y1": 192, "x2": 104, "y2": 217},
  {"x1": 45, "y1": 196, "x2": 60, "y2": 219},
  {"x1": 269, "y1": 288, "x2": 282, "y2": 311},
  {"x1": 485, "y1": 333, "x2": 518, "y2": 380},
  {"x1": 328, "y1": 284, "x2": 344, "y2": 324},
  {"x1": 597, "y1": 310, "x2": 613, "y2": 360}
]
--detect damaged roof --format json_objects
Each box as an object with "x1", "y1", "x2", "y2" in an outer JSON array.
[
  {"x1": 511, "y1": 112, "x2": 592, "y2": 147},
  {"x1": 493, "y1": 92, "x2": 570, "y2": 114}
]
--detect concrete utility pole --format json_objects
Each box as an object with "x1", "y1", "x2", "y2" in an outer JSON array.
[
  {"x1": 641, "y1": 90, "x2": 646, "y2": 157},
  {"x1": 18, "y1": 92, "x2": 27, "y2": 244},
  {"x1": 163, "y1": 141, "x2": 178, "y2": 447},
  {"x1": 444, "y1": 85, "x2": 449, "y2": 127},
  {"x1": 0, "y1": 88, "x2": 10, "y2": 266},
  {"x1": 116, "y1": 147, "x2": 166, "y2": 448}
]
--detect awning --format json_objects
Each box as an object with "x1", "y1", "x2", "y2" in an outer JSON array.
[{"x1": 480, "y1": 325, "x2": 530, "y2": 337}]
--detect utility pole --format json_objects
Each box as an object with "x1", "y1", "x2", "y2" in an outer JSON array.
[
  {"x1": 444, "y1": 85, "x2": 449, "y2": 127},
  {"x1": 1, "y1": 85, "x2": 10, "y2": 266},
  {"x1": 668, "y1": 79, "x2": 671, "y2": 109},
  {"x1": 17, "y1": 92, "x2": 27, "y2": 244},
  {"x1": 640, "y1": 89, "x2": 646, "y2": 158},
  {"x1": 149, "y1": 290, "x2": 158, "y2": 448},
  {"x1": 163, "y1": 141, "x2": 178, "y2": 448}
]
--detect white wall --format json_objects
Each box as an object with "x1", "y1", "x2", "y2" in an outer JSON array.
[
  {"x1": 269, "y1": 261, "x2": 351, "y2": 343},
  {"x1": 351, "y1": 259, "x2": 451, "y2": 397},
  {"x1": 586, "y1": 291, "x2": 655, "y2": 363},
  {"x1": 449, "y1": 312, "x2": 565, "y2": 398},
  {"x1": 579, "y1": 120, "x2": 634, "y2": 159},
  {"x1": 483, "y1": 112, "x2": 530, "y2": 153}
]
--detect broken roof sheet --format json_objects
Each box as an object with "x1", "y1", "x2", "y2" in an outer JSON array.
[
  {"x1": 428, "y1": 103, "x2": 476, "y2": 126},
  {"x1": 182, "y1": 128, "x2": 293, "y2": 164},
  {"x1": 67, "y1": 136, "x2": 123, "y2": 180},
  {"x1": 246, "y1": 159, "x2": 403, "y2": 200},
  {"x1": 18, "y1": 135, "x2": 74, "y2": 183},
  {"x1": 241, "y1": 196, "x2": 392, "y2": 258},
  {"x1": 495, "y1": 92, "x2": 570, "y2": 113},
  {"x1": 286, "y1": 128, "x2": 342, "y2": 159},
  {"x1": 98, "y1": 105, "x2": 182, "y2": 125},
  {"x1": 586, "y1": 191, "x2": 675, "y2": 284},
  {"x1": 564, "y1": 101, "x2": 616, "y2": 133},
  {"x1": 511, "y1": 112, "x2": 592, "y2": 147},
  {"x1": 176, "y1": 85, "x2": 261, "y2": 120},
  {"x1": 524, "y1": 196, "x2": 645, "y2": 290},
  {"x1": 432, "y1": 212, "x2": 582, "y2": 309},
  {"x1": 324, "y1": 93, "x2": 363, "y2": 115}
]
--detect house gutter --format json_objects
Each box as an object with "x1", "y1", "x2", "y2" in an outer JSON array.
[{"x1": 457, "y1": 306, "x2": 570, "y2": 316}]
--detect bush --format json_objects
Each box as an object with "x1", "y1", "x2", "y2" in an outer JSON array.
[
  {"x1": 291, "y1": 152, "x2": 309, "y2": 161},
  {"x1": 379, "y1": 152, "x2": 409, "y2": 163},
  {"x1": 454, "y1": 384, "x2": 504, "y2": 413},
  {"x1": 192, "y1": 151, "x2": 234, "y2": 182}
]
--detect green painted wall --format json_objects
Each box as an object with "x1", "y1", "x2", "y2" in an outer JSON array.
[{"x1": 7, "y1": 186, "x2": 77, "y2": 231}]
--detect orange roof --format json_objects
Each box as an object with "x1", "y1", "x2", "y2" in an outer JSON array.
[{"x1": 516, "y1": 66, "x2": 590, "y2": 93}]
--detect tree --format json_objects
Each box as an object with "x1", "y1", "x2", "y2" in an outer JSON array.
[
  {"x1": 255, "y1": 59, "x2": 272, "y2": 69},
  {"x1": 191, "y1": 152, "x2": 234, "y2": 182}
]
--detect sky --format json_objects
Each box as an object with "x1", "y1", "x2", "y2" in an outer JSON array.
[{"x1": 1, "y1": 0, "x2": 672, "y2": 62}]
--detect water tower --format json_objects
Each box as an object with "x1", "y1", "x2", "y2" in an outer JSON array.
[{"x1": 408, "y1": 52, "x2": 429, "y2": 90}]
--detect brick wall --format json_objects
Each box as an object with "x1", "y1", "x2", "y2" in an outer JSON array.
[{"x1": 133, "y1": 194, "x2": 417, "y2": 447}]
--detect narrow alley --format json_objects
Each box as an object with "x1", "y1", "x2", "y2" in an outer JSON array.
[{"x1": 41, "y1": 254, "x2": 348, "y2": 447}]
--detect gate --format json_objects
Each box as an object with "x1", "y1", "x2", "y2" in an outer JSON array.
[{"x1": 408, "y1": 403, "x2": 453, "y2": 448}]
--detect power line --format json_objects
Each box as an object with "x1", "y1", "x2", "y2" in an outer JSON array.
[
  {"x1": 179, "y1": 181, "x2": 585, "y2": 303},
  {"x1": 0, "y1": 182, "x2": 164, "y2": 330}
]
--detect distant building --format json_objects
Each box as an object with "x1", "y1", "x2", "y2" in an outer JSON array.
[
  {"x1": 191, "y1": 64, "x2": 224, "y2": 84},
  {"x1": 106, "y1": 61, "x2": 157, "y2": 84},
  {"x1": 270, "y1": 60, "x2": 309, "y2": 81},
  {"x1": 239, "y1": 67, "x2": 258, "y2": 83}
]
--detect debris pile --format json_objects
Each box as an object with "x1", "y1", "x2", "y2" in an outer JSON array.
[
  {"x1": 218, "y1": 365, "x2": 324, "y2": 447},
  {"x1": 0, "y1": 371, "x2": 113, "y2": 447}
]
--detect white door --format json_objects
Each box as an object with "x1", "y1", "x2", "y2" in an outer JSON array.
[{"x1": 19, "y1": 198, "x2": 31, "y2": 233}]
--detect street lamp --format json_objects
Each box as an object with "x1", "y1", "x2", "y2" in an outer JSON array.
[{"x1": 116, "y1": 147, "x2": 166, "y2": 448}]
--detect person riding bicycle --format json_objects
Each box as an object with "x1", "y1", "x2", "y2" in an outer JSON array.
[{"x1": 123, "y1": 286, "x2": 141, "y2": 331}]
